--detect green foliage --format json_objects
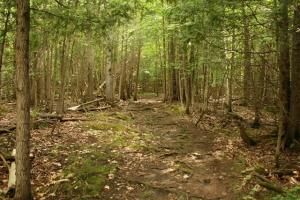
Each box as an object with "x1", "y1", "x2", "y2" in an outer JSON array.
[
  {"x1": 55, "y1": 150, "x2": 116, "y2": 199},
  {"x1": 83, "y1": 112, "x2": 153, "y2": 151},
  {"x1": 168, "y1": 104, "x2": 185, "y2": 115},
  {"x1": 272, "y1": 187, "x2": 300, "y2": 200},
  {"x1": 84, "y1": 121, "x2": 129, "y2": 132}
]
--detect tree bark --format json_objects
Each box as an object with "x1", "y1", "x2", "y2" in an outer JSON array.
[
  {"x1": 57, "y1": 37, "x2": 67, "y2": 114},
  {"x1": 15, "y1": 0, "x2": 32, "y2": 199},
  {"x1": 168, "y1": 36, "x2": 178, "y2": 102},
  {"x1": 161, "y1": 0, "x2": 167, "y2": 101},
  {"x1": 119, "y1": 33, "x2": 127, "y2": 100},
  {"x1": 227, "y1": 29, "x2": 235, "y2": 113},
  {"x1": 276, "y1": 0, "x2": 291, "y2": 165},
  {"x1": 290, "y1": 4, "x2": 300, "y2": 141},
  {"x1": 106, "y1": 42, "x2": 114, "y2": 101},
  {"x1": 242, "y1": 1, "x2": 251, "y2": 105},
  {"x1": 0, "y1": 7, "x2": 11, "y2": 99},
  {"x1": 134, "y1": 44, "x2": 142, "y2": 101}
]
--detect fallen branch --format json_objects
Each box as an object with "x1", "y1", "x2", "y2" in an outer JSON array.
[
  {"x1": 271, "y1": 169, "x2": 295, "y2": 176},
  {"x1": 60, "y1": 117, "x2": 90, "y2": 122},
  {"x1": 37, "y1": 113, "x2": 63, "y2": 120},
  {"x1": 67, "y1": 98, "x2": 105, "y2": 111},
  {"x1": 0, "y1": 117, "x2": 88, "y2": 134},
  {"x1": 83, "y1": 105, "x2": 112, "y2": 112},
  {"x1": 0, "y1": 151, "x2": 14, "y2": 162},
  {"x1": 0, "y1": 126, "x2": 16, "y2": 135},
  {"x1": 253, "y1": 173, "x2": 284, "y2": 194}
]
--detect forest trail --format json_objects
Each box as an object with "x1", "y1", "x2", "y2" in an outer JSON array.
[
  {"x1": 1, "y1": 99, "x2": 244, "y2": 200},
  {"x1": 99, "y1": 99, "x2": 240, "y2": 200}
]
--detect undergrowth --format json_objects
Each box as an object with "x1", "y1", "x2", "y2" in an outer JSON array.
[
  {"x1": 53, "y1": 149, "x2": 117, "y2": 199},
  {"x1": 272, "y1": 187, "x2": 300, "y2": 200}
]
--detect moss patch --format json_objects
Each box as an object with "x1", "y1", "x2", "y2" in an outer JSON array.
[
  {"x1": 84, "y1": 121, "x2": 129, "y2": 132},
  {"x1": 271, "y1": 187, "x2": 300, "y2": 200},
  {"x1": 82, "y1": 112, "x2": 154, "y2": 152},
  {"x1": 53, "y1": 149, "x2": 116, "y2": 199},
  {"x1": 167, "y1": 104, "x2": 185, "y2": 115}
]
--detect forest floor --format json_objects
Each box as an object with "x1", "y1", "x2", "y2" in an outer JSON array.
[{"x1": 0, "y1": 97, "x2": 300, "y2": 200}]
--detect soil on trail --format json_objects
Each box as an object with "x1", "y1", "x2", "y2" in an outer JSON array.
[
  {"x1": 0, "y1": 99, "x2": 246, "y2": 200},
  {"x1": 100, "y1": 99, "x2": 240, "y2": 200}
]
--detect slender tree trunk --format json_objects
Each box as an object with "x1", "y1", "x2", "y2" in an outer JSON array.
[
  {"x1": 252, "y1": 55, "x2": 267, "y2": 128},
  {"x1": 226, "y1": 29, "x2": 235, "y2": 113},
  {"x1": 185, "y1": 43, "x2": 195, "y2": 114},
  {"x1": 52, "y1": 43, "x2": 58, "y2": 109},
  {"x1": 106, "y1": 43, "x2": 114, "y2": 101},
  {"x1": 202, "y1": 63, "x2": 208, "y2": 107},
  {"x1": 290, "y1": 4, "x2": 300, "y2": 141},
  {"x1": 86, "y1": 43, "x2": 94, "y2": 101},
  {"x1": 242, "y1": 1, "x2": 251, "y2": 105},
  {"x1": 276, "y1": 0, "x2": 290, "y2": 165},
  {"x1": 168, "y1": 37, "x2": 178, "y2": 102},
  {"x1": 57, "y1": 37, "x2": 66, "y2": 114},
  {"x1": 134, "y1": 44, "x2": 142, "y2": 101},
  {"x1": 161, "y1": 0, "x2": 167, "y2": 101},
  {"x1": 184, "y1": 46, "x2": 191, "y2": 115},
  {"x1": 119, "y1": 34, "x2": 127, "y2": 100},
  {"x1": 45, "y1": 48, "x2": 52, "y2": 111},
  {"x1": 31, "y1": 53, "x2": 38, "y2": 107},
  {"x1": 0, "y1": 8, "x2": 11, "y2": 99},
  {"x1": 15, "y1": 0, "x2": 32, "y2": 199}
]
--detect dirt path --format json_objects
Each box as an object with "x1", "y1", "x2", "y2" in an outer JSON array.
[
  {"x1": 0, "y1": 99, "x2": 244, "y2": 200},
  {"x1": 100, "y1": 99, "x2": 241, "y2": 200}
]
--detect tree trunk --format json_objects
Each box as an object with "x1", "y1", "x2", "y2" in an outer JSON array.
[
  {"x1": 15, "y1": 0, "x2": 32, "y2": 199},
  {"x1": 31, "y1": 52, "x2": 38, "y2": 107},
  {"x1": 106, "y1": 44, "x2": 114, "y2": 101},
  {"x1": 86, "y1": 42, "x2": 94, "y2": 101},
  {"x1": 276, "y1": 0, "x2": 291, "y2": 165},
  {"x1": 184, "y1": 43, "x2": 194, "y2": 114},
  {"x1": 57, "y1": 37, "x2": 67, "y2": 114},
  {"x1": 0, "y1": 7, "x2": 11, "y2": 99},
  {"x1": 242, "y1": 1, "x2": 251, "y2": 105},
  {"x1": 119, "y1": 34, "x2": 127, "y2": 100},
  {"x1": 168, "y1": 37, "x2": 176, "y2": 102},
  {"x1": 252, "y1": 55, "x2": 267, "y2": 128},
  {"x1": 45, "y1": 48, "x2": 52, "y2": 111},
  {"x1": 134, "y1": 44, "x2": 142, "y2": 101},
  {"x1": 226, "y1": 29, "x2": 235, "y2": 113},
  {"x1": 161, "y1": 0, "x2": 167, "y2": 101},
  {"x1": 290, "y1": 4, "x2": 300, "y2": 141}
]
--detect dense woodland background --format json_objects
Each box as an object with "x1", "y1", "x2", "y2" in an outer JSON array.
[{"x1": 1, "y1": 0, "x2": 300, "y2": 199}]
